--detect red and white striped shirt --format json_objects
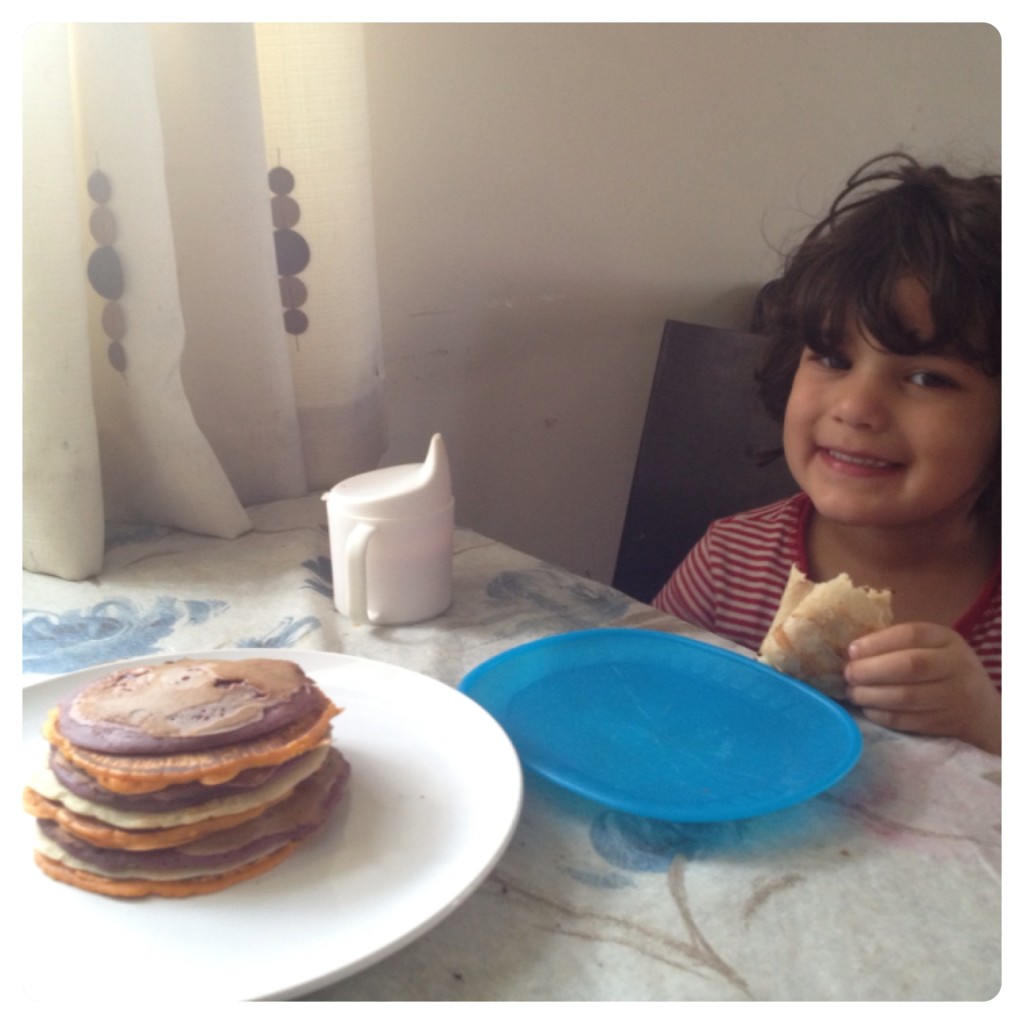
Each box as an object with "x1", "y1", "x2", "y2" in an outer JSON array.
[{"x1": 653, "y1": 492, "x2": 1001, "y2": 687}]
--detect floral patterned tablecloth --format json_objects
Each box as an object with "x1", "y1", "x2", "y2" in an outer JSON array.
[{"x1": 21, "y1": 495, "x2": 1001, "y2": 1001}]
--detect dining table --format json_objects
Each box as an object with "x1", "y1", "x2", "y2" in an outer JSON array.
[{"x1": 20, "y1": 493, "x2": 1001, "y2": 1002}]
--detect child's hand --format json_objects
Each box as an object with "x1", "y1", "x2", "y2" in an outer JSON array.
[{"x1": 844, "y1": 623, "x2": 1001, "y2": 755}]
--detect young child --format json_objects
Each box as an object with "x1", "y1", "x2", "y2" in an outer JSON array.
[{"x1": 654, "y1": 152, "x2": 1001, "y2": 755}]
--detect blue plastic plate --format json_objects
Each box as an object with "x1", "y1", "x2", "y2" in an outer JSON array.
[{"x1": 459, "y1": 628, "x2": 862, "y2": 821}]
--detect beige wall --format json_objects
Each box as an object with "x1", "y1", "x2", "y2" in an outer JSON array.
[{"x1": 363, "y1": 22, "x2": 1000, "y2": 584}]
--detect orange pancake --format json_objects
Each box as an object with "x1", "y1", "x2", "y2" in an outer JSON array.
[{"x1": 33, "y1": 842, "x2": 300, "y2": 898}]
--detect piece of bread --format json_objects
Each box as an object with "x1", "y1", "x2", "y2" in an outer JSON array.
[{"x1": 758, "y1": 565, "x2": 893, "y2": 698}]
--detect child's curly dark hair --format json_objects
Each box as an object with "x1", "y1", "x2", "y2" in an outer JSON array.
[{"x1": 755, "y1": 152, "x2": 1001, "y2": 423}]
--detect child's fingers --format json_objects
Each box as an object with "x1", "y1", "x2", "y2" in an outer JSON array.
[
  {"x1": 840, "y1": 626, "x2": 998, "y2": 752},
  {"x1": 846, "y1": 677, "x2": 946, "y2": 712},
  {"x1": 847, "y1": 621, "x2": 949, "y2": 661},
  {"x1": 844, "y1": 644, "x2": 946, "y2": 689}
]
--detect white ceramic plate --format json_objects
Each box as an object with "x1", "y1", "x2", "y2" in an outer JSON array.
[{"x1": 19, "y1": 650, "x2": 523, "y2": 1002}]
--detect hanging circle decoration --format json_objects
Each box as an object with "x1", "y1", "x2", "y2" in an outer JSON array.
[
  {"x1": 269, "y1": 165, "x2": 310, "y2": 340},
  {"x1": 85, "y1": 169, "x2": 128, "y2": 374}
]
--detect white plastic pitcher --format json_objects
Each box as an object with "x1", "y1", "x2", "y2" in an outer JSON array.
[{"x1": 322, "y1": 434, "x2": 454, "y2": 626}]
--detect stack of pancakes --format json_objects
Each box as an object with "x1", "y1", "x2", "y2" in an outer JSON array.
[{"x1": 24, "y1": 657, "x2": 348, "y2": 898}]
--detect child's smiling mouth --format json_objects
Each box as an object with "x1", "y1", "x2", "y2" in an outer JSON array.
[{"x1": 817, "y1": 446, "x2": 904, "y2": 474}]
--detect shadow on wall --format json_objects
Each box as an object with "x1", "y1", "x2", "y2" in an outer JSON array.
[{"x1": 381, "y1": 277, "x2": 767, "y2": 580}]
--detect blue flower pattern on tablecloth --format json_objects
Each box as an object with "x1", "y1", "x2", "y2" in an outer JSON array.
[
  {"x1": 237, "y1": 616, "x2": 321, "y2": 649},
  {"x1": 22, "y1": 597, "x2": 227, "y2": 675},
  {"x1": 590, "y1": 812, "x2": 756, "y2": 872},
  {"x1": 302, "y1": 556, "x2": 333, "y2": 598},
  {"x1": 486, "y1": 568, "x2": 629, "y2": 630},
  {"x1": 587, "y1": 796, "x2": 835, "y2": 875}
]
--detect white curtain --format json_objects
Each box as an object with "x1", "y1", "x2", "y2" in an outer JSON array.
[{"x1": 23, "y1": 23, "x2": 387, "y2": 581}]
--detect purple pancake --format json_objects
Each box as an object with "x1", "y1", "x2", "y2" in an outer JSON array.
[
  {"x1": 47, "y1": 747, "x2": 298, "y2": 812},
  {"x1": 57, "y1": 658, "x2": 325, "y2": 755},
  {"x1": 37, "y1": 748, "x2": 350, "y2": 876}
]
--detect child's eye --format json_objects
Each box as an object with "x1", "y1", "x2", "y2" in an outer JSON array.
[
  {"x1": 907, "y1": 369, "x2": 957, "y2": 389},
  {"x1": 806, "y1": 351, "x2": 850, "y2": 371}
]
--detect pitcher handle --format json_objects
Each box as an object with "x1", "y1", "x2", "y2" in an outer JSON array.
[{"x1": 345, "y1": 522, "x2": 376, "y2": 626}]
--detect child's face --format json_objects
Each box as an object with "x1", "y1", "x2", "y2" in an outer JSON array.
[{"x1": 782, "y1": 277, "x2": 1000, "y2": 533}]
